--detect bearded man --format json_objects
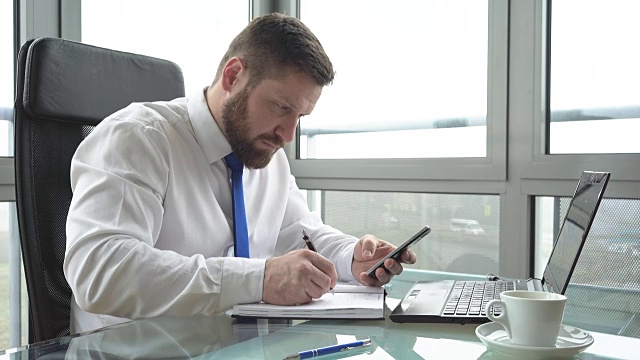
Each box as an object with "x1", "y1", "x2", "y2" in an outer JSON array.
[{"x1": 64, "y1": 13, "x2": 416, "y2": 334}]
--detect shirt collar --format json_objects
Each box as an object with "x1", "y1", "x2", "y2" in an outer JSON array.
[{"x1": 188, "y1": 87, "x2": 232, "y2": 164}]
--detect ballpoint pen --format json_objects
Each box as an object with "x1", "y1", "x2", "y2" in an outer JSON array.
[
  {"x1": 302, "y1": 230, "x2": 333, "y2": 295},
  {"x1": 302, "y1": 229, "x2": 317, "y2": 252},
  {"x1": 283, "y1": 339, "x2": 372, "y2": 360}
]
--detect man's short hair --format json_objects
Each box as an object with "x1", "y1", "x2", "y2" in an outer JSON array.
[{"x1": 213, "y1": 13, "x2": 335, "y2": 88}]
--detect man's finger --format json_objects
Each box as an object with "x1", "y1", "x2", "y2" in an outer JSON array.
[
  {"x1": 375, "y1": 267, "x2": 391, "y2": 283},
  {"x1": 359, "y1": 272, "x2": 382, "y2": 286},
  {"x1": 306, "y1": 278, "x2": 327, "y2": 299},
  {"x1": 384, "y1": 258, "x2": 404, "y2": 276},
  {"x1": 401, "y1": 249, "x2": 417, "y2": 264},
  {"x1": 297, "y1": 292, "x2": 313, "y2": 305},
  {"x1": 360, "y1": 236, "x2": 378, "y2": 259},
  {"x1": 307, "y1": 251, "x2": 338, "y2": 289}
]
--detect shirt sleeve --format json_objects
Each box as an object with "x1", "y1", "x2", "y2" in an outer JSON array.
[
  {"x1": 273, "y1": 154, "x2": 358, "y2": 282},
  {"x1": 64, "y1": 114, "x2": 265, "y2": 320}
]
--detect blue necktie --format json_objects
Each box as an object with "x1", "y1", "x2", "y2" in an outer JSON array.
[{"x1": 224, "y1": 153, "x2": 250, "y2": 258}]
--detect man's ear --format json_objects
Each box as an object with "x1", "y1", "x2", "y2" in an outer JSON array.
[{"x1": 220, "y1": 57, "x2": 245, "y2": 92}]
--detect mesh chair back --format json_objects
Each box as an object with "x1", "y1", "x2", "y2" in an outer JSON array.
[{"x1": 14, "y1": 37, "x2": 185, "y2": 343}]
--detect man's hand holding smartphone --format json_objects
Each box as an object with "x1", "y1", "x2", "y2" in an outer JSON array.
[{"x1": 351, "y1": 226, "x2": 429, "y2": 286}]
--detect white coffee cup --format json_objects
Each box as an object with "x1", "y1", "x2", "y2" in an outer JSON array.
[{"x1": 486, "y1": 290, "x2": 567, "y2": 347}]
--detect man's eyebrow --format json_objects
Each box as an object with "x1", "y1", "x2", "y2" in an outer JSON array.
[
  {"x1": 276, "y1": 95, "x2": 295, "y2": 107},
  {"x1": 274, "y1": 93, "x2": 315, "y2": 116},
  {"x1": 275, "y1": 95, "x2": 304, "y2": 113}
]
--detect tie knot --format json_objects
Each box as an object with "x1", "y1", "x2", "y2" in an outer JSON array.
[{"x1": 224, "y1": 153, "x2": 244, "y2": 171}]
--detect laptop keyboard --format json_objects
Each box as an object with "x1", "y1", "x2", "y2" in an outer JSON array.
[{"x1": 443, "y1": 281, "x2": 514, "y2": 317}]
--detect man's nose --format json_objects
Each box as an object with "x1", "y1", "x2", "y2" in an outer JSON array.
[{"x1": 275, "y1": 115, "x2": 300, "y2": 143}]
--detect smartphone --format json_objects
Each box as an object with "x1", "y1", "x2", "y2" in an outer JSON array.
[{"x1": 366, "y1": 225, "x2": 431, "y2": 278}]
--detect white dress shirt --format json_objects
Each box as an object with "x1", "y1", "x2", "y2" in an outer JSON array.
[{"x1": 64, "y1": 88, "x2": 358, "y2": 334}]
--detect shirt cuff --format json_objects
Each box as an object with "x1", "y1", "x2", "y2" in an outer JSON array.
[{"x1": 218, "y1": 258, "x2": 266, "y2": 310}]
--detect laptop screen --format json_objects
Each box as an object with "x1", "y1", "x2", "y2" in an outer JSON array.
[{"x1": 543, "y1": 171, "x2": 610, "y2": 294}]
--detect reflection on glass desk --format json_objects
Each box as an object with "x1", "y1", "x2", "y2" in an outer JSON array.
[{"x1": 1, "y1": 298, "x2": 638, "y2": 359}]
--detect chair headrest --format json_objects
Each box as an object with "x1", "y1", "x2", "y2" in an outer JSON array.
[{"x1": 23, "y1": 37, "x2": 185, "y2": 126}]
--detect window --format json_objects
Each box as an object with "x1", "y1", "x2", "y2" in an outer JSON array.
[
  {"x1": 81, "y1": 0, "x2": 250, "y2": 94},
  {"x1": 7, "y1": 0, "x2": 635, "y2": 346},
  {"x1": 536, "y1": 197, "x2": 640, "y2": 338},
  {"x1": 532, "y1": 1, "x2": 640, "y2": 337},
  {"x1": 307, "y1": 190, "x2": 500, "y2": 275},
  {"x1": 549, "y1": 0, "x2": 640, "y2": 154},
  {"x1": 299, "y1": 0, "x2": 489, "y2": 159},
  {"x1": 0, "y1": 203, "x2": 27, "y2": 350},
  {"x1": 1, "y1": 0, "x2": 13, "y2": 157},
  {"x1": 290, "y1": 1, "x2": 507, "y2": 285},
  {"x1": 0, "y1": 0, "x2": 27, "y2": 350}
]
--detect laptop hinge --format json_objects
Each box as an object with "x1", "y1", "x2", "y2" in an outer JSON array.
[
  {"x1": 535, "y1": 278, "x2": 545, "y2": 292},
  {"x1": 527, "y1": 278, "x2": 545, "y2": 292}
]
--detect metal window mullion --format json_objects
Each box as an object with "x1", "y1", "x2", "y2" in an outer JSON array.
[
  {"x1": 275, "y1": 0, "x2": 299, "y2": 17},
  {"x1": 486, "y1": 0, "x2": 509, "y2": 180},
  {"x1": 252, "y1": 0, "x2": 296, "y2": 19},
  {"x1": 499, "y1": 0, "x2": 541, "y2": 278},
  {"x1": 60, "y1": 0, "x2": 80, "y2": 41},
  {"x1": 20, "y1": 0, "x2": 60, "y2": 42}
]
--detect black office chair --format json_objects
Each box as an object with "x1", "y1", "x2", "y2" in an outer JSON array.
[{"x1": 14, "y1": 37, "x2": 185, "y2": 343}]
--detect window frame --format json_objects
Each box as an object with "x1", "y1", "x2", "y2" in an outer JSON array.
[
  {"x1": 524, "y1": 0, "x2": 640, "y2": 189},
  {"x1": 286, "y1": 0, "x2": 509, "y2": 192}
]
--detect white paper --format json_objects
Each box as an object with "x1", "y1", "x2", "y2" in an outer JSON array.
[{"x1": 233, "y1": 283, "x2": 385, "y2": 319}]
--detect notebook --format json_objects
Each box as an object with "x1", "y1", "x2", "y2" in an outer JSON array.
[
  {"x1": 390, "y1": 171, "x2": 610, "y2": 324},
  {"x1": 232, "y1": 283, "x2": 385, "y2": 320}
]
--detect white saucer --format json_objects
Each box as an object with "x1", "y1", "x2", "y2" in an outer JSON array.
[{"x1": 475, "y1": 322, "x2": 594, "y2": 359}]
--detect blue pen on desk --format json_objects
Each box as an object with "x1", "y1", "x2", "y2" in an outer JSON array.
[
  {"x1": 283, "y1": 339, "x2": 372, "y2": 360},
  {"x1": 302, "y1": 230, "x2": 334, "y2": 295}
]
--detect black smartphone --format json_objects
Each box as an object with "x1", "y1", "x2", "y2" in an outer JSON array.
[{"x1": 366, "y1": 225, "x2": 431, "y2": 278}]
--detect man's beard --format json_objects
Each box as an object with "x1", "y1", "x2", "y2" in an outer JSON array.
[{"x1": 221, "y1": 87, "x2": 283, "y2": 169}]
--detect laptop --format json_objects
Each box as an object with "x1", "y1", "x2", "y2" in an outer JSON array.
[{"x1": 390, "y1": 171, "x2": 610, "y2": 324}]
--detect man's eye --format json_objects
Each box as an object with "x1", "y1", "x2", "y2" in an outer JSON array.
[{"x1": 277, "y1": 104, "x2": 289, "y2": 112}]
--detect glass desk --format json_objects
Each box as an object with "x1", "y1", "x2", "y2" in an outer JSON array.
[{"x1": 1, "y1": 298, "x2": 638, "y2": 359}]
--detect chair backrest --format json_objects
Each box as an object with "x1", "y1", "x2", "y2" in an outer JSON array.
[{"x1": 14, "y1": 37, "x2": 185, "y2": 343}]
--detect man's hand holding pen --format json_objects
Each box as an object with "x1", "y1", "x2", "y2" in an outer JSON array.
[
  {"x1": 262, "y1": 247, "x2": 338, "y2": 306},
  {"x1": 262, "y1": 230, "x2": 416, "y2": 306},
  {"x1": 352, "y1": 234, "x2": 417, "y2": 286}
]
